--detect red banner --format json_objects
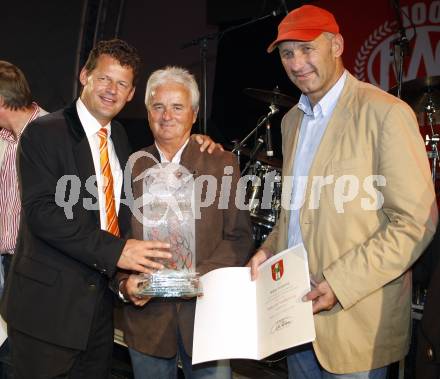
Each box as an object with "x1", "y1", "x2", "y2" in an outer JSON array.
[
  {"x1": 315, "y1": 0, "x2": 440, "y2": 202},
  {"x1": 315, "y1": 0, "x2": 440, "y2": 91}
]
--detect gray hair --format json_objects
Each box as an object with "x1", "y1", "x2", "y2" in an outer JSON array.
[{"x1": 145, "y1": 66, "x2": 200, "y2": 111}]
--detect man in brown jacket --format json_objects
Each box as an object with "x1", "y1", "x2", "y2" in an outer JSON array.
[{"x1": 117, "y1": 66, "x2": 253, "y2": 378}]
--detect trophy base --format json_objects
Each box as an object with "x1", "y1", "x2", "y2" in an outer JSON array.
[{"x1": 136, "y1": 270, "x2": 202, "y2": 298}]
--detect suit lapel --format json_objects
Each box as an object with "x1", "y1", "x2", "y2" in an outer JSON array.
[
  {"x1": 63, "y1": 103, "x2": 100, "y2": 223},
  {"x1": 111, "y1": 122, "x2": 129, "y2": 170},
  {"x1": 281, "y1": 108, "x2": 303, "y2": 208},
  {"x1": 301, "y1": 73, "x2": 356, "y2": 224},
  {"x1": 178, "y1": 141, "x2": 200, "y2": 218},
  {"x1": 279, "y1": 108, "x2": 303, "y2": 243},
  {"x1": 179, "y1": 139, "x2": 198, "y2": 177},
  {"x1": 307, "y1": 74, "x2": 356, "y2": 177},
  {"x1": 282, "y1": 108, "x2": 303, "y2": 179},
  {"x1": 281, "y1": 74, "x2": 356, "y2": 248},
  {"x1": 178, "y1": 141, "x2": 202, "y2": 256}
]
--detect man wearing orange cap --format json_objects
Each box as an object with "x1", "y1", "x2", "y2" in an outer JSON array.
[{"x1": 248, "y1": 5, "x2": 437, "y2": 378}]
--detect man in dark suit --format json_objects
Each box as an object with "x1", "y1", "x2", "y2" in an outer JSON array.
[
  {"x1": 0, "y1": 39, "x2": 175, "y2": 379},
  {"x1": 117, "y1": 66, "x2": 253, "y2": 378},
  {"x1": 0, "y1": 60, "x2": 48, "y2": 379}
]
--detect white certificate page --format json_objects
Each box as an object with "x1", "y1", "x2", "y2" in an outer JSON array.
[
  {"x1": 257, "y1": 245, "x2": 316, "y2": 358},
  {"x1": 192, "y1": 244, "x2": 315, "y2": 364}
]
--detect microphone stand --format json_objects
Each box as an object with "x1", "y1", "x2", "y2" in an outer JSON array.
[
  {"x1": 241, "y1": 137, "x2": 265, "y2": 176},
  {"x1": 232, "y1": 104, "x2": 279, "y2": 175},
  {"x1": 391, "y1": 0, "x2": 411, "y2": 98},
  {"x1": 182, "y1": 8, "x2": 283, "y2": 135}
]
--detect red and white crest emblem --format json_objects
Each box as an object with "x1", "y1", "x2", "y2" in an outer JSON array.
[{"x1": 271, "y1": 260, "x2": 284, "y2": 281}]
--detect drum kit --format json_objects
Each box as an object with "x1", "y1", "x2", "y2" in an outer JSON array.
[
  {"x1": 234, "y1": 76, "x2": 440, "y2": 247},
  {"x1": 389, "y1": 76, "x2": 440, "y2": 315},
  {"x1": 389, "y1": 76, "x2": 440, "y2": 201},
  {"x1": 232, "y1": 86, "x2": 295, "y2": 246}
]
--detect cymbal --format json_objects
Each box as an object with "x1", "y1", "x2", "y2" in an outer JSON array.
[
  {"x1": 244, "y1": 87, "x2": 295, "y2": 108},
  {"x1": 237, "y1": 146, "x2": 282, "y2": 167},
  {"x1": 389, "y1": 76, "x2": 440, "y2": 113}
]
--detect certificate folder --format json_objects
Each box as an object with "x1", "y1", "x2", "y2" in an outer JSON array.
[{"x1": 192, "y1": 244, "x2": 316, "y2": 364}]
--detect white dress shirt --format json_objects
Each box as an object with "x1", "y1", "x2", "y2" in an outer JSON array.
[
  {"x1": 155, "y1": 138, "x2": 190, "y2": 164},
  {"x1": 76, "y1": 99, "x2": 122, "y2": 230},
  {"x1": 288, "y1": 71, "x2": 347, "y2": 248}
]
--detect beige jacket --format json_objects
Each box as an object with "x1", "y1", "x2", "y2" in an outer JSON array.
[{"x1": 263, "y1": 72, "x2": 438, "y2": 373}]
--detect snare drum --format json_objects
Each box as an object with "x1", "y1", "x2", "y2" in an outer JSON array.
[{"x1": 246, "y1": 161, "x2": 282, "y2": 228}]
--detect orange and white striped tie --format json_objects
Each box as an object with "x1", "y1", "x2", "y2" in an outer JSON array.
[{"x1": 98, "y1": 128, "x2": 120, "y2": 237}]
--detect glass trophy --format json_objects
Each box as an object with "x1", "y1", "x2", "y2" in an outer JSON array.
[{"x1": 135, "y1": 162, "x2": 201, "y2": 297}]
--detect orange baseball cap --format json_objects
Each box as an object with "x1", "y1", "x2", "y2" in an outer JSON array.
[{"x1": 267, "y1": 5, "x2": 340, "y2": 53}]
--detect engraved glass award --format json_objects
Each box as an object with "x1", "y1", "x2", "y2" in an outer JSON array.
[{"x1": 135, "y1": 162, "x2": 201, "y2": 297}]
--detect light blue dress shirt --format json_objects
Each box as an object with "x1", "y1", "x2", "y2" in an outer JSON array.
[{"x1": 287, "y1": 71, "x2": 347, "y2": 248}]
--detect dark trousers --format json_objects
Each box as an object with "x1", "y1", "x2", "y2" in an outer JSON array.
[
  {"x1": 415, "y1": 326, "x2": 440, "y2": 379},
  {"x1": 0, "y1": 254, "x2": 13, "y2": 379},
  {"x1": 9, "y1": 289, "x2": 114, "y2": 379}
]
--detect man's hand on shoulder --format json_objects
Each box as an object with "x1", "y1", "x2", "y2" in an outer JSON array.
[{"x1": 192, "y1": 134, "x2": 224, "y2": 154}]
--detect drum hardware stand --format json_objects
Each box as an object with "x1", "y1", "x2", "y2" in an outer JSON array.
[
  {"x1": 231, "y1": 140, "x2": 242, "y2": 167},
  {"x1": 232, "y1": 104, "x2": 279, "y2": 175},
  {"x1": 425, "y1": 96, "x2": 439, "y2": 182},
  {"x1": 247, "y1": 161, "x2": 263, "y2": 214},
  {"x1": 390, "y1": 0, "x2": 413, "y2": 99},
  {"x1": 241, "y1": 137, "x2": 265, "y2": 176}
]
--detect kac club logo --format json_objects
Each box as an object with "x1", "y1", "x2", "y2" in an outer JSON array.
[
  {"x1": 354, "y1": 1, "x2": 440, "y2": 91},
  {"x1": 271, "y1": 259, "x2": 284, "y2": 281}
]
